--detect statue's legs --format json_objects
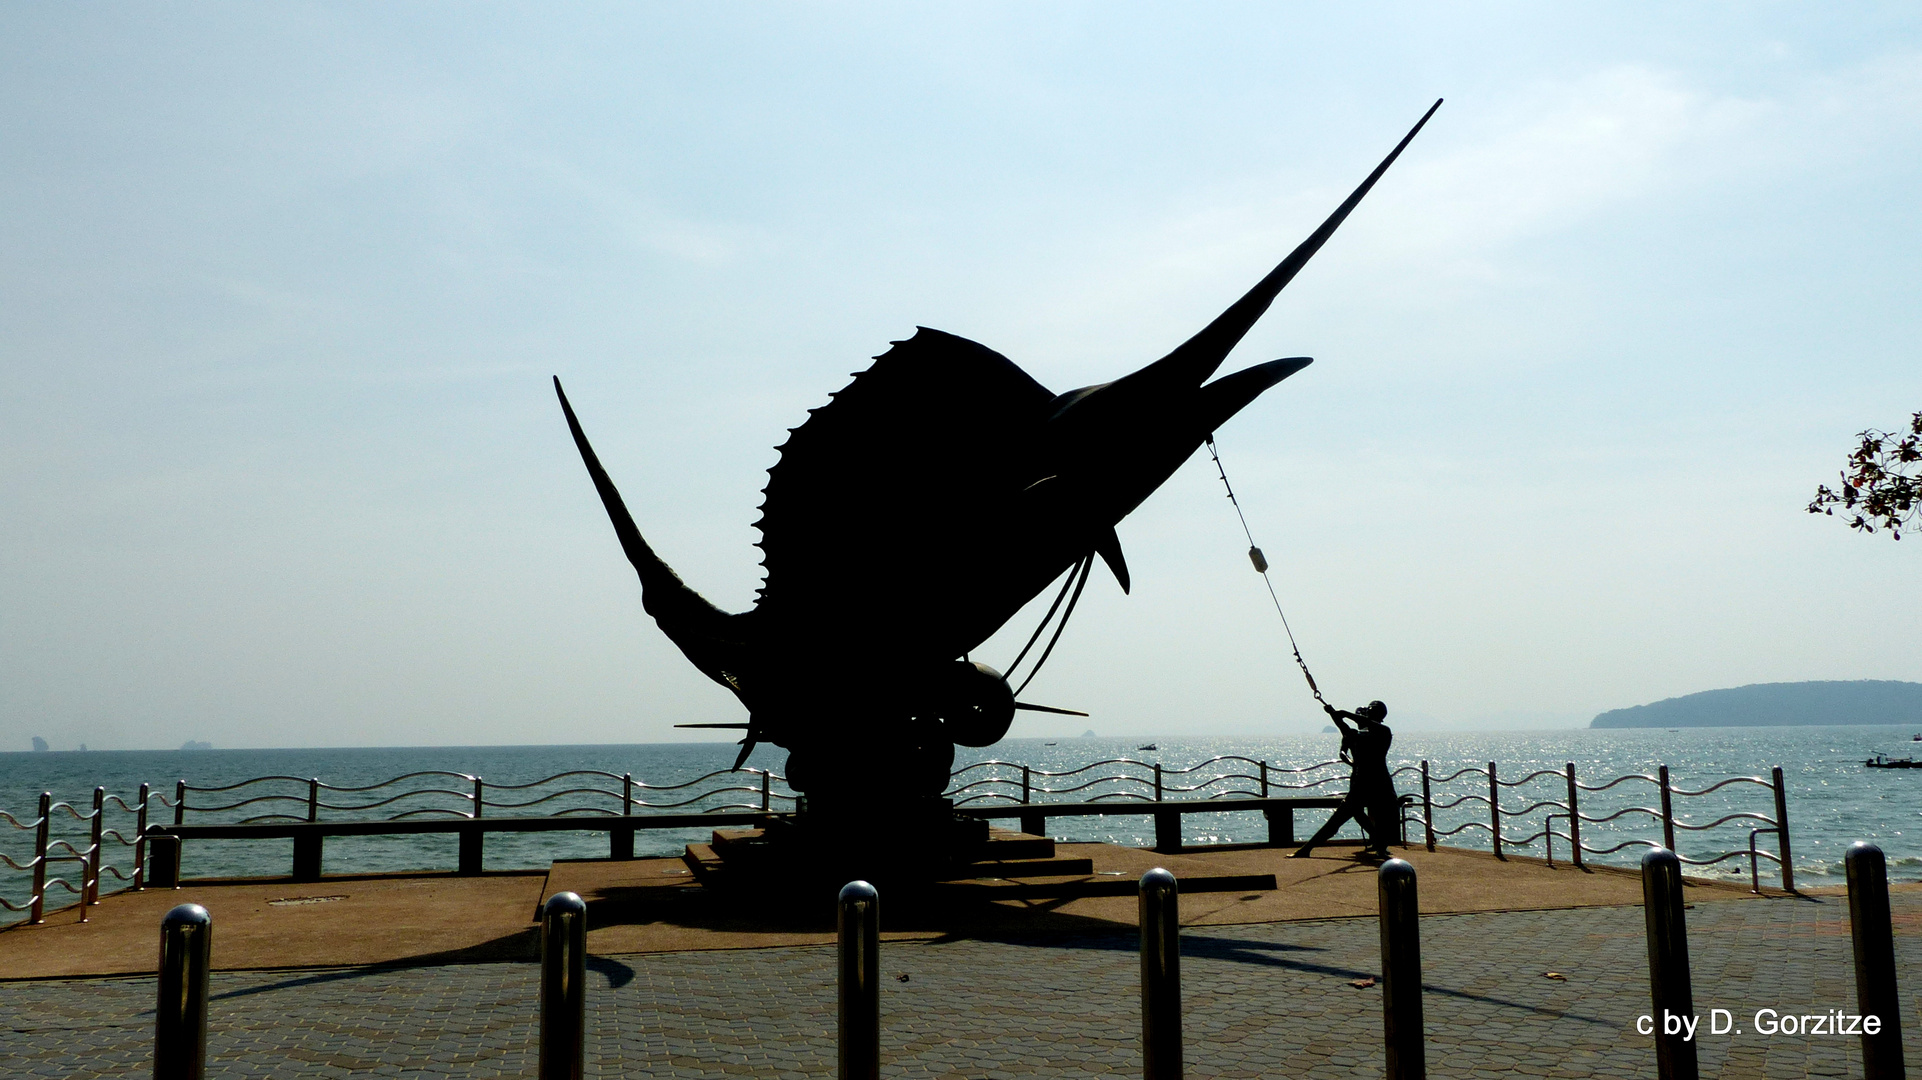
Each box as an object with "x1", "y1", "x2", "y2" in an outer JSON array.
[
  {"x1": 1291, "y1": 799, "x2": 1358, "y2": 857},
  {"x1": 1364, "y1": 794, "x2": 1400, "y2": 855}
]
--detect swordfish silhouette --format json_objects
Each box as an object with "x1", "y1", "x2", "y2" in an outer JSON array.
[{"x1": 556, "y1": 101, "x2": 1440, "y2": 803}]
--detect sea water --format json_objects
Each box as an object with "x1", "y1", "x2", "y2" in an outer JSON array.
[{"x1": 2, "y1": 725, "x2": 1917, "y2": 915}]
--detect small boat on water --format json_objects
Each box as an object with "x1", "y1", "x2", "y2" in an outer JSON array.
[
  {"x1": 1865, "y1": 754, "x2": 1921, "y2": 769},
  {"x1": 1137, "y1": 743, "x2": 1158, "y2": 751}
]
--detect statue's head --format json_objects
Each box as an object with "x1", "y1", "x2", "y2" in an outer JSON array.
[{"x1": 1360, "y1": 700, "x2": 1388, "y2": 724}]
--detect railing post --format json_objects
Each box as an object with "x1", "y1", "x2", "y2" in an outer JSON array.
[
  {"x1": 1260, "y1": 761, "x2": 1270, "y2": 798},
  {"x1": 85, "y1": 786, "x2": 105, "y2": 910},
  {"x1": 1139, "y1": 867, "x2": 1181, "y2": 1080},
  {"x1": 1153, "y1": 763, "x2": 1164, "y2": 802},
  {"x1": 29, "y1": 792, "x2": 50, "y2": 924},
  {"x1": 1378, "y1": 859, "x2": 1425, "y2": 1080},
  {"x1": 1421, "y1": 761, "x2": 1434, "y2": 852},
  {"x1": 1641, "y1": 848, "x2": 1698, "y2": 1080},
  {"x1": 1564, "y1": 764, "x2": 1582, "y2": 869},
  {"x1": 175, "y1": 780, "x2": 186, "y2": 826},
  {"x1": 758, "y1": 771, "x2": 768, "y2": 812},
  {"x1": 1022, "y1": 765, "x2": 1032, "y2": 804},
  {"x1": 611, "y1": 774, "x2": 636, "y2": 860},
  {"x1": 539, "y1": 891, "x2": 588, "y2": 1080},
  {"x1": 459, "y1": 776, "x2": 485, "y2": 875},
  {"x1": 837, "y1": 880, "x2": 880, "y2": 1080},
  {"x1": 155, "y1": 903, "x2": 212, "y2": 1080},
  {"x1": 135, "y1": 782, "x2": 150, "y2": 890},
  {"x1": 1771, "y1": 766, "x2": 1794, "y2": 893},
  {"x1": 1487, "y1": 762, "x2": 1501, "y2": 859},
  {"x1": 1658, "y1": 765, "x2": 1675, "y2": 853},
  {"x1": 149, "y1": 834, "x2": 182, "y2": 888},
  {"x1": 1846, "y1": 842, "x2": 1905, "y2": 1080},
  {"x1": 292, "y1": 826, "x2": 323, "y2": 883},
  {"x1": 296, "y1": 774, "x2": 321, "y2": 883}
]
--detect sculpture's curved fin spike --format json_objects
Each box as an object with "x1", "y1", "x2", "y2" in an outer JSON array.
[
  {"x1": 1094, "y1": 526, "x2": 1130, "y2": 594},
  {"x1": 731, "y1": 739, "x2": 757, "y2": 771},
  {"x1": 1193, "y1": 357, "x2": 1313, "y2": 435},
  {"x1": 553, "y1": 377, "x2": 747, "y2": 695},
  {"x1": 1139, "y1": 98, "x2": 1442, "y2": 389}
]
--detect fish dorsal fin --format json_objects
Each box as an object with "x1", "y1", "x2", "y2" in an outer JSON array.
[{"x1": 753, "y1": 328, "x2": 1056, "y2": 658}]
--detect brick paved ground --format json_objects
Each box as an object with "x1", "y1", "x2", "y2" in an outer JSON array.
[{"x1": 6, "y1": 890, "x2": 1918, "y2": 1078}]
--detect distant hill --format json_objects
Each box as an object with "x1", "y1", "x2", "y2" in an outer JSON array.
[{"x1": 1590, "y1": 680, "x2": 1922, "y2": 729}]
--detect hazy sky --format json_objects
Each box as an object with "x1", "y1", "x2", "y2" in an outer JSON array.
[{"x1": 4, "y1": 4, "x2": 1920, "y2": 752}]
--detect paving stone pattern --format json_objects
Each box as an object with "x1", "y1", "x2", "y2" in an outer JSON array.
[{"x1": 5, "y1": 892, "x2": 1919, "y2": 1078}]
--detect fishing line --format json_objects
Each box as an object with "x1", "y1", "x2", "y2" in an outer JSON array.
[
  {"x1": 1013, "y1": 553, "x2": 1093, "y2": 698},
  {"x1": 1003, "y1": 554, "x2": 1085, "y2": 683},
  {"x1": 1205, "y1": 433, "x2": 1328, "y2": 707}
]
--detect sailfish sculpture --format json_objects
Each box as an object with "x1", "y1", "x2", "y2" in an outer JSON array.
[{"x1": 557, "y1": 101, "x2": 1440, "y2": 807}]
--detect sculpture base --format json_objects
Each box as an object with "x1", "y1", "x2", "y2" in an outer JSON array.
[{"x1": 683, "y1": 798, "x2": 1041, "y2": 895}]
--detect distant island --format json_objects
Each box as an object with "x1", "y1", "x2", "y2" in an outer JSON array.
[
  {"x1": 1591, "y1": 680, "x2": 1922, "y2": 729},
  {"x1": 179, "y1": 739, "x2": 214, "y2": 751}
]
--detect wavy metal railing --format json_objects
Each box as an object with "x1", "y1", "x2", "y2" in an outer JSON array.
[
  {"x1": 165, "y1": 766, "x2": 799, "y2": 828},
  {"x1": 1405, "y1": 760, "x2": 1793, "y2": 893},
  {"x1": 1, "y1": 783, "x2": 169, "y2": 927},
  {"x1": 5, "y1": 753, "x2": 1795, "y2": 923},
  {"x1": 945, "y1": 755, "x2": 1347, "y2": 807},
  {"x1": 2, "y1": 766, "x2": 798, "y2": 926}
]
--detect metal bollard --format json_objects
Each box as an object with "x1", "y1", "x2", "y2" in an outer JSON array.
[
  {"x1": 838, "y1": 880, "x2": 880, "y2": 1080},
  {"x1": 1139, "y1": 867, "x2": 1181, "y2": 1080},
  {"x1": 1640, "y1": 848, "x2": 1698, "y2": 1080},
  {"x1": 539, "y1": 891, "x2": 588, "y2": 1080},
  {"x1": 155, "y1": 903, "x2": 212, "y2": 1080},
  {"x1": 1377, "y1": 859, "x2": 1425, "y2": 1080},
  {"x1": 1846, "y1": 842, "x2": 1905, "y2": 1079}
]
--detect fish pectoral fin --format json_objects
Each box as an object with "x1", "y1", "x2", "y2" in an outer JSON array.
[
  {"x1": 1014, "y1": 701, "x2": 1091, "y2": 717},
  {"x1": 1095, "y1": 527, "x2": 1131, "y2": 594}
]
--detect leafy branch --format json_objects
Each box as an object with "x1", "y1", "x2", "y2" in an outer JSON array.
[{"x1": 1808, "y1": 411, "x2": 1922, "y2": 540}]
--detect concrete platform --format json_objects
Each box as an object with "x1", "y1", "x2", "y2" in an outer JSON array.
[
  {"x1": 0, "y1": 841, "x2": 1773, "y2": 979},
  {"x1": 0, "y1": 871, "x2": 547, "y2": 979}
]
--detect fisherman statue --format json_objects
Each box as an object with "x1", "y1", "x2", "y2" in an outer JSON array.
[
  {"x1": 1292, "y1": 700, "x2": 1399, "y2": 859},
  {"x1": 554, "y1": 101, "x2": 1441, "y2": 878}
]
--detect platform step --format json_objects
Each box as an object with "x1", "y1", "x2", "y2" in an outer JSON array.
[
  {"x1": 937, "y1": 871, "x2": 1277, "y2": 901},
  {"x1": 944, "y1": 856, "x2": 1094, "y2": 880},
  {"x1": 976, "y1": 830, "x2": 1055, "y2": 860},
  {"x1": 682, "y1": 843, "x2": 727, "y2": 885},
  {"x1": 711, "y1": 828, "x2": 768, "y2": 855}
]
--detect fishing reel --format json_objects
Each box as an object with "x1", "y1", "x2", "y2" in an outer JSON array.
[{"x1": 927, "y1": 660, "x2": 1018, "y2": 748}]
